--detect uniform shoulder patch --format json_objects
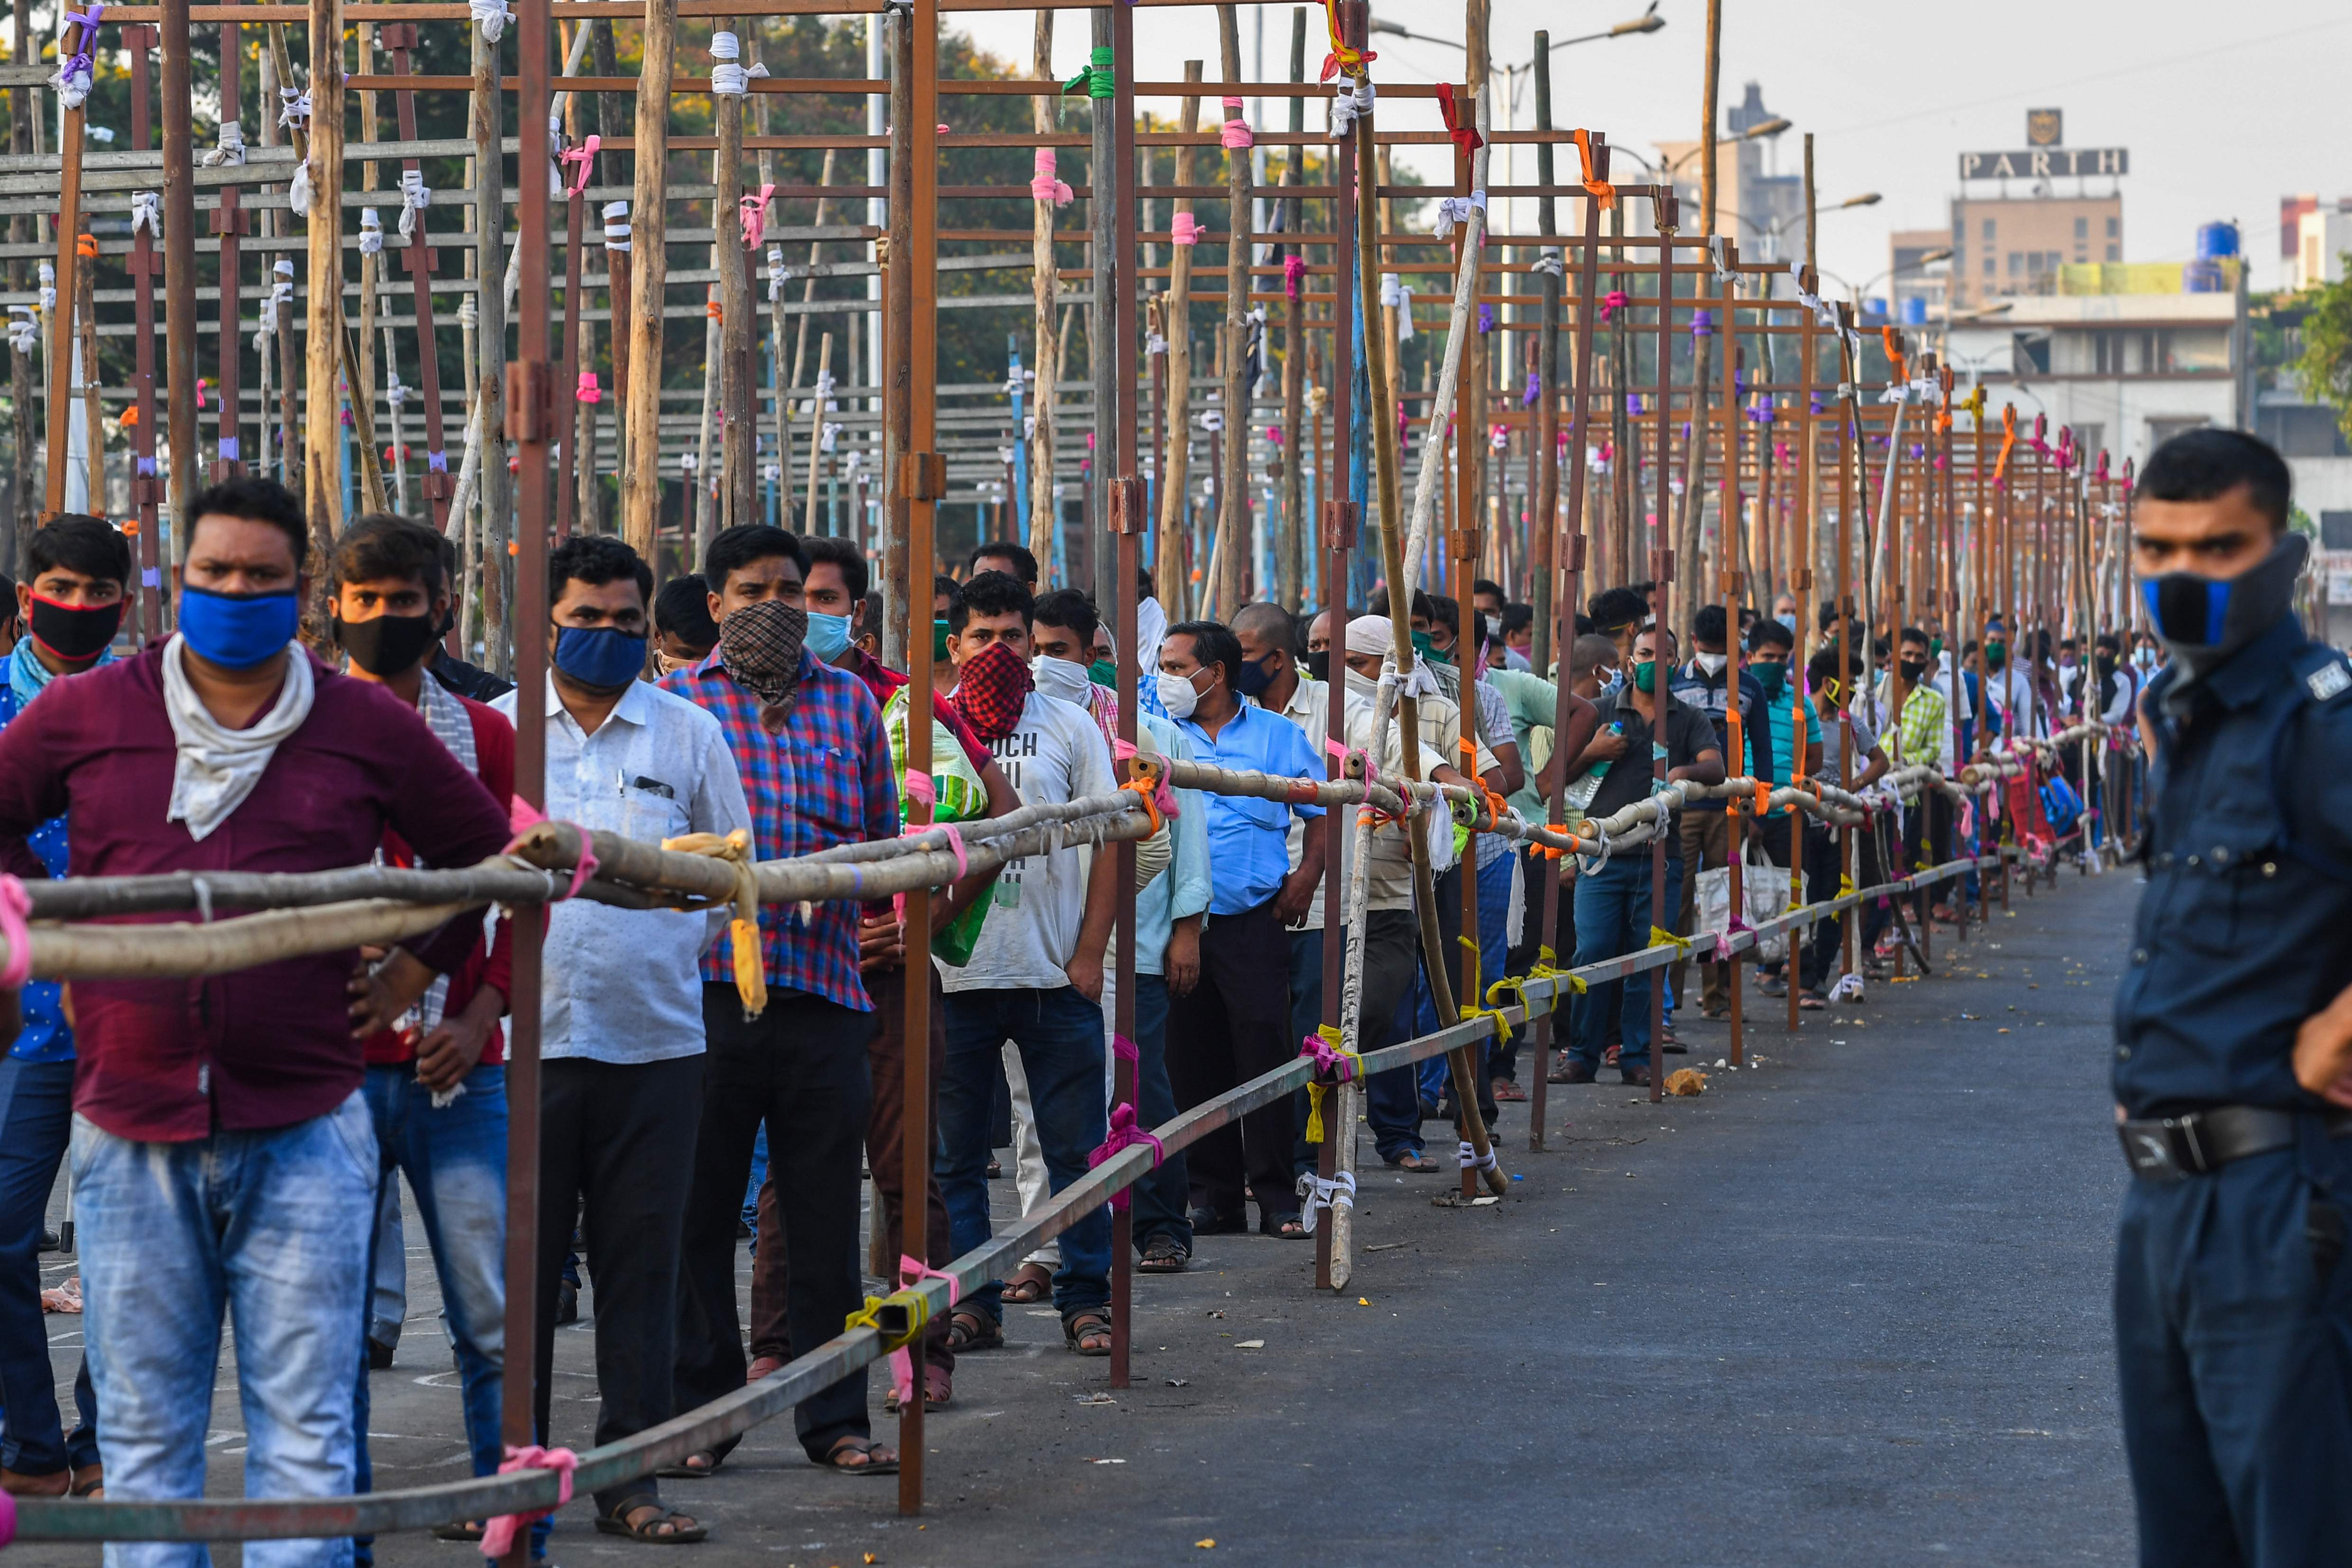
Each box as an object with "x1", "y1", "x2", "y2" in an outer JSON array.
[{"x1": 2308, "y1": 660, "x2": 2352, "y2": 703}]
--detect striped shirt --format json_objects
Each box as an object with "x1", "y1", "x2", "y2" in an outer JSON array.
[{"x1": 661, "y1": 648, "x2": 898, "y2": 1011}]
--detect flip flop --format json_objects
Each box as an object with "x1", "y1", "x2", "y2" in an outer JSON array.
[
  {"x1": 819, "y1": 1436, "x2": 900, "y2": 1476},
  {"x1": 595, "y1": 1498, "x2": 707, "y2": 1543}
]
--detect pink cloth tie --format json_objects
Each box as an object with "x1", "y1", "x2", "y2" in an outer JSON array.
[{"x1": 479, "y1": 1445, "x2": 577, "y2": 1559}]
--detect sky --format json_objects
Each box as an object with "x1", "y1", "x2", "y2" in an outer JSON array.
[{"x1": 945, "y1": 0, "x2": 2352, "y2": 296}]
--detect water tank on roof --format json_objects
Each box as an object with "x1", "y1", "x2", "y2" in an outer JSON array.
[
  {"x1": 1900, "y1": 296, "x2": 1928, "y2": 326},
  {"x1": 2195, "y1": 221, "x2": 2240, "y2": 260}
]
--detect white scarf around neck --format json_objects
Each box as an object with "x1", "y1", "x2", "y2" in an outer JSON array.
[{"x1": 162, "y1": 633, "x2": 317, "y2": 842}]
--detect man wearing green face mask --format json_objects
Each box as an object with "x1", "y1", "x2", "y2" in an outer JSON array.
[
  {"x1": 1558, "y1": 625, "x2": 1725, "y2": 1088},
  {"x1": 1980, "y1": 619, "x2": 2045, "y2": 743}
]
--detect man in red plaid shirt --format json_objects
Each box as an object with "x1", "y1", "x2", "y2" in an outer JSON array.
[{"x1": 660, "y1": 525, "x2": 902, "y2": 1477}]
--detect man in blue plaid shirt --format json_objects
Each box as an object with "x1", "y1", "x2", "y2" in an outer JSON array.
[{"x1": 660, "y1": 525, "x2": 903, "y2": 1478}]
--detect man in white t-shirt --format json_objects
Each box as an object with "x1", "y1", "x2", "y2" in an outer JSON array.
[{"x1": 933, "y1": 571, "x2": 1119, "y2": 1358}]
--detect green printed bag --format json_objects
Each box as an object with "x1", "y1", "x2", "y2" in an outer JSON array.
[{"x1": 884, "y1": 687, "x2": 992, "y2": 965}]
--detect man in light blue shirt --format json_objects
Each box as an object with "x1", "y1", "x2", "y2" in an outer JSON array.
[
  {"x1": 1161, "y1": 618, "x2": 1323, "y2": 1239},
  {"x1": 492, "y1": 536, "x2": 748, "y2": 1541}
]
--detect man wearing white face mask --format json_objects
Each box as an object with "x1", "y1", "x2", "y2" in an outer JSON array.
[
  {"x1": 1668, "y1": 606, "x2": 1765, "y2": 1024},
  {"x1": 1032, "y1": 589, "x2": 1120, "y2": 746}
]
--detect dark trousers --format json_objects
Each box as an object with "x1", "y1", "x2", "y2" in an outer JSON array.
[
  {"x1": 1673, "y1": 810, "x2": 1735, "y2": 1013},
  {"x1": 1356, "y1": 908, "x2": 1428, "y2": 1164},
  {"x1": 750, "y1": 962, "x2": 954, "y2": 1376},
  {"x1": 677, "y1": 986, "x2": 873, "y2": 1463},
  {"x1": 1799, "y1": 823, "x2": 1846, "y2": 993},
  {"x1": 2114, "y1": 1139, "x2": 2352, "y2": 1567},
  {"x1": 1168, "y1": 898, "x2": 1299, "y2": 1225},
  {"x1": 0, "y1": 1055, "x2": 96, "y2": 1476},
  {"x1": 1124, "y1": 973, "x2": 1194, "y2": 1251},
  {"x1": 1290, "y1": 925, "x2": 1340, "y2": 1176},
  {"x1": 534, "y1": 1054, "x2": 701, "y2": 1514}
]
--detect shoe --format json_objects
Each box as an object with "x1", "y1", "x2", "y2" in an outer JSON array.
[
  {"x1": 1188, "y1": 1207, "x2": 1249, "y2": 1236},
  {"x1": 1757, "y1": 976, "x2": 1788, "y2": 998},
  {"x1": 1620, "y1": 1065, "x2": 1653, "y2": 1088},
  {"x1": 1554, "y1": 1060, "x2": 1597, "y2": 1085},
  {"x1": 986, "y1": 1158, "x2": 1003, "y2": 1180},
  {"x1": 37, "y1": 1229, "x2": 59, "y2": 1255},
  {"x1": 1545, "y1": 1052, "x2": 1580, "y2": 1084},
  {"x1": 367, "y1": 1336, "x2": 396, "y2": 1371},
  {"x1": 735, "y1": 1219, "x2": 752, "y2": 1240},
  {"x1": 1661, "y1": 1038, "x2": 1689, "y2": 1055},
  {"x1": 554, "y1": 1279, "x2": 579, "y2": 1325}
]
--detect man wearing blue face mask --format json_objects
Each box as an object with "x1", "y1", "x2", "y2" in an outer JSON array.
[
  {"x1": 2110, "y1": 428, "x2": 2352, "y2": 1567},
  {"x1": 0, "y1": 477, "x2": 517, "y2": 1562},
  {"x1": 493, "y1": 534, "x2": 750, "y2": 1541}
]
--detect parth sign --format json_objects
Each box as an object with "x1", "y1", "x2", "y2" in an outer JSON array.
[{"x1": 1959, "y1": 147, "x2": 2129, "y2": 179}]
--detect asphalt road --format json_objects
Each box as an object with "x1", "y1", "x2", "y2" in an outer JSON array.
[{"x1": 24, "y1": 861, "x2": 2139, "y2": 1568}]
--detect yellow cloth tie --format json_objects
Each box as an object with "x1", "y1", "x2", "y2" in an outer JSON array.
[
  {"x1": 1457, "y1": 1003, "x2": 1513, "y2": 1047},
  {"x1": 1524, "y1": 945, "x2": 1584, "y2": 995},
  {"x1": 664, "y1": 828, "x2": 769, "y2": 1019},
  {"x1": 1456, "y1": 933, "x2": 1481, "y2": 953},
  {"x1": 1838, "y1": 874, "x2": 1857, "y2": 900},
  {"x1": 1302, "y1": 1024, "x2": 1359, "y2": 1145},
  {"x1": 844, "y1": 1285, "x2": 932, "y2": 1352},
  {"x1": 1647, "y1": 926, "x2": 1693, "y2": 959}
]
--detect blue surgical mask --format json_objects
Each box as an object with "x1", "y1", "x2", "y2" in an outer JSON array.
[
  {"x1": 552, "y1": 624, "x2": 647, "y2": 690},
  {"x1": 803, "y1": 609, "x2": 852, "y2": 661},
  {"x1": 177, "y1": 583, "x2": 298, "y2": 669}
]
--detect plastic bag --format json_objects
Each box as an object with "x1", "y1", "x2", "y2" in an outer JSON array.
[
  {"x1": 884, "y1": 688, "x2": 992, "y2": 965},
  {"x1": 1695, "y1": 842, "x2": 1803, "y2": 964}
]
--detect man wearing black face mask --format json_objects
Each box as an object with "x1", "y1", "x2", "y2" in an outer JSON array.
[
  {"x1": 328, "y1": 514, "x2": 524, "y2": 1547},
  {"x1": 0, "y1": 514, "x2": 122, "y2": 1501},
  {"x1": 2112, "y1": 428, "x2": 2352, "y2": 1566}
]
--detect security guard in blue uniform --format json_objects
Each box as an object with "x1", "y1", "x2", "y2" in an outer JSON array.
[{"x1": 2113, "y1": 429, "x2": 2352, "y2": 1568}]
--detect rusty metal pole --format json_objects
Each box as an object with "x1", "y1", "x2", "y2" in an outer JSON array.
[
  {"x1": 40, "y1": 7, "x2": 93, "y2": 520},
  {"x1": 1106, "y1": 0, "x2": 1140, "y2": 1387},
  {"x1": 1647, "y1": 197, "x2": 1675, "y2": 1106},
  {"x1": 209, "y1": 5, "x2": 247, "y2": 487},
  {"x1": 897, "y1": 0, "x2": 943, "y2": 1513},
  {"x1": 495, "y1": 0, "x2": 553, "y2": 1556},
  {"x1": 1720, "y1": 247, "x2": 1746, "y2": 1068},
  {"x1": 126, "y1": 26, "x2": 163, "y2": 638}
]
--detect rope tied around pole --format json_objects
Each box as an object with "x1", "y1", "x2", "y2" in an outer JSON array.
[
  {"x1": 1294, "y1": 1169, "x2": 1354, "y2": 1233},
  {"x1": 201, "y1": 119, "x2": 246, "y2": 168},
  {"x1": 707, "y1": 30, "x2": 768, "y2": 96},
  {"x1": 737, "y1": 180, "x2": 774, "y2": 246},
  {"x1": 1029, "y1": 148, "x2": 1073, "y2": 207},
  {"x1": 1433, "y1": 190, "x2": 1488, "y2": 237},
  {"x1": 1062, "y1": 46, "x2": 1115, "y2": 100},
  {"x1": 1314, "y1": 0, "x2": 1374, "y2": 80},
  {"x1": 560, "y1": 137, "x2": 601, "y2": 198},
  {"x1": 1327, "y1": 75, "x2": 1375, "y2": 140},
  {"x1": 1456, "y1": 1140, "x2": 1497, "y2": 1173},
  {"x1": 468, "y1": 0, "x2": 514, "y2": 42},
  {"x1": 49, "y1": 3, "x2": 102, "y2": 110},
  {"x1": 357, "y1": 208, "x2": 383, "y2": 256},
  {"x1": 1283, "y1": 254, "x2": 1308, "y2": 299},
  {"x1": 1433, "y1": 81, "x2": 1482, "y2": 157},
  {"x1": 1086, "y1": 1102, "x2": 1166, "y2": 1211},
  {"x1": 1298, "y1": 1024, "x2": 1360, "y2": 1143},
  {"x1": 1218, "y1": 97, "x2": 1254, "y2": 151},
  {"x1": 1169, "y1": 211, "x2": 1201, "y2": 248}
]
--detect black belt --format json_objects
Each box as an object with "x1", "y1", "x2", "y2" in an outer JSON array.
[{"x1": 2118, "y1": 1105, "x2": 2352, "y2": 1180}]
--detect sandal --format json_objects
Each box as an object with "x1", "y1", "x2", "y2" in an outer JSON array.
[
  {"x1": 1263, "y1": 1213, "x2": 1310, "y2": 1239},
  {"x1": 1138, "y1": 1234, "x2": 1190, "y2": 1273},
  {"x1": 999, "y1": 1261, "x2": 1054, "y2": 1304},
  {"x1": 656, "y1": 1449, "x2": 723, "y2": 1480},
  {"x1": 945, "y1": 1305, "x2": 1003, "y2": 1353},
  {"x1": 1062, "y1": 1307, "x2": 1113, "y2": 1357},
  {"x1": 430, "y1": 1522, "x2": 486, "y2": 1542},
  {"x1": 70, "y1": 1465, "x2": 103, "y2": 1500},
  {"x1": 1544, "y1": 1052, "x2": 1579, "y2": 1084},
  {"x1": 1385, "y1": 1150, "x2": 1448, "y2": 1174},
  {"x1": 1799, "y1": 990, "x2": 1827, "y2": 1010},
  {"x1": 1491, "y1": 1078, "x2": 1527, "y2": 1103},
  {"x1": 595, "y1": 1498, "x2": 707, "y2": 1543},
  {"x1": 883, "y1": 1363, "x2": 953, "y2": 1414},
  {"x1": 1188, "y1": 1208, "x2": 1249, "y2": 1236},
  {"x1": 745, "y1": 1354, "x2": 785, "y2": 1382},
  {"x1": 818, "y1": 1435, "x2": 899, "y2": 1476}
]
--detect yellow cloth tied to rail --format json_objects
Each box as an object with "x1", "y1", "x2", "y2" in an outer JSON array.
[
  {"x1": 844, "y1": 1284, "x2": 931, "y2": 1352},
  {"x1": 1524, "y1": 944, "x2": 1585, "y2": 996},
  {"x1": 1647, "y1": 925, "x2": 1693, "y2": 959},
  {"x1": 1457, "y1": 1002, "x2": 1512, "y2": 1047},
  {"x1": 1838, "y1": 874, "x2": 1857, "y2": 901},
  {"x1": 1300, "y1": 1023, "x2": 1360, "y2": 1145},
  {"x1": 663, "y1": 828, "x2": 768, "y2": 1019}
]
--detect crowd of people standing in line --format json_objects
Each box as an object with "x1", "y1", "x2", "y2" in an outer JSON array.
[{"x1": 0, "y1": 474, "x2": 2146, "y2": 1563}]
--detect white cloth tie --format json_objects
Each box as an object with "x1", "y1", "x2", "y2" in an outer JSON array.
[
  {"x1": 162, "y1": 636, "x2": 317, "y2": 843},
  {"x1": 201, "y1": 120, "x2": 247, "y2": 167}
]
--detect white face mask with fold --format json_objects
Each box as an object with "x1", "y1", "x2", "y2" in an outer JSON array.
[
  {"x1": 1694, "y1": 651, "x2": 1727, "y2": 676},
  {"x1": 1156, "y1": 668, "x2": 1204, "y2": 719},
  {"x1": 1030, "y1": 653, "x2": 1096, "y2": 709}
]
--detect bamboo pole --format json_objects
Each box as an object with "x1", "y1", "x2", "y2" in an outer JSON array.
[
  {"x1": 799, "y1": 332, "x2": 832, "y2": 534},
  {"x1": 468, "y1": 15, "x2": 508, "y2": 670},
  {"x1": 1274, "y1": 6, "x2": 1304, "y2": 610},
  {"x1": 1153, "y1": 61, "x2": 1203, "y2": 618},
  {"x1": 1210, "y1": 6, "x2": 1250, "y2": 617},
  {"x1": 40, "y1": 6, "x2": 93, "y2": 518},
  {"x1": 303, "y1": 0, "x2": 348, "y2": 549},
  {"x1": 620, "y1": 0, "x2": 677, "y2": 561},
  {"x1": 716, "y1": 17, "x2": 755, "y2": 530},
  {"x1": 1024, "y1": 6, "x2": 1059, "y2": 571}
]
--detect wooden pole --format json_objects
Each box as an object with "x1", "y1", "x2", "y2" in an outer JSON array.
[
  {"x1": 1025, "y1": 7, "x2": 1059, "y2": 573},
  {"x1": 160, "y1": 0, "x2": 197, "y2": 550},
  {"x1": 800, "y1": 332, "x2": 832, "y2": 535},
  {"x1": 716, "y1": 17, "x2": 755, "y2": 529},
  {"x1": 620, "y1": 0, "x2": 677, "y2": 561},
  {"x1": 1275, "y1": 6, "x2": 1305, "y2": 610},
  {"x1": 304, "y1": 0, "x2": 348, "y2": 550},
  {"x1": 1153, "y1": 61, "x2": 1203, "y2": 619},
  {"x1": 40, "y1": 7, "x2": 94, "y2": 519},
  {"x1": 1211, "y1": 6, "x2": 1250, "y2": 617}
]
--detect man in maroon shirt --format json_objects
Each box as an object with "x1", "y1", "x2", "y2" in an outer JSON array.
[{"x1": 0, "y1": 477, "x2": 512, "y2": 1567}]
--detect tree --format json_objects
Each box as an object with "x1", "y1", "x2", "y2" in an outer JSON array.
[{"x1": 2293, "y1": 260, "x2": 2352, "y2": 446}]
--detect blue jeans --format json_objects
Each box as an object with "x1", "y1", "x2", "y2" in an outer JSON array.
[
  {"x1": 1126, "y1": 974, "x2": 1191, "y2": 1251},
  {"x1": 0, "y1": 1054, "x2": 96, "y2": 1476},
  {"x1": 939, "y1": 986, "x2": 1109, "y2": 1322},
  {"x1": 354, "y1": 1065, "x2": 509, "y2": 1498},
  {"x1": 73, "y1": 1091, "x2": 377, "y2": 1568},
  {"x1": 1569, "y1": 852, "x2": 1683, "y2": 1073}
]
